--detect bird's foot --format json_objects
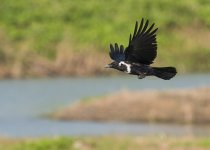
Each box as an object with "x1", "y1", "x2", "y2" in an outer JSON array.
[{"x1": 138, "y1": 73, "x2": 146, "y2": 79}]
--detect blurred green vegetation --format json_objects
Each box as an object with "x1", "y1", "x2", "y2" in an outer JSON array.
[
  {"x1": 0, "y1": 136, "x2": 210, "y2": 150},
  {"x1": 0, "y1": 0, "x2": 210, "y2": 74}
]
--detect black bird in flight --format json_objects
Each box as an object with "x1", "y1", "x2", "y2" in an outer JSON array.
[{"x1": 105, "y1": 18, "x2": 177, "y2": 80}]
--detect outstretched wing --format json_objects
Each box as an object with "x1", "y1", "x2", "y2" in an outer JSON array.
[
  {"x1": 109, "y1": 43, "x2": 125, "y2": 62},
  {"x1": 125, "y1": 18, "x2": 158, "y2": 65}
]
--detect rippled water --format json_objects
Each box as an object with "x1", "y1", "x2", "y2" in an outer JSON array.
[{"x1": 0, "y1": 74, "x2": 210, "y2": 137}]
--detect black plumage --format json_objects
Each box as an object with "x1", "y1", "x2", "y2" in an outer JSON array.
[{"x1": 106, "y1": 18, "x2": 177, "y2": 80}]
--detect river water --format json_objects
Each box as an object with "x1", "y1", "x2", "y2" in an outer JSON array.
[{"x1": 0, "y1": 74, "x2": 210, "y2": 137}]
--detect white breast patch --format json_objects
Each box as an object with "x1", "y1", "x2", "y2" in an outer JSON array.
[{"x1": 119, "y1": 61, "x2": 131, "y2": 73}]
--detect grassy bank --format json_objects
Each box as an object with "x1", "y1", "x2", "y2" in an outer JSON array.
[
  {"x1": 52, "y1": 87, "x2": 210, "y2": 124},
  {"x1": 0, "y1": 0, "x2": 210, "y2": 78},
  {"x1": 0, "y1": 136, "x2": 210, "y2": 150}
]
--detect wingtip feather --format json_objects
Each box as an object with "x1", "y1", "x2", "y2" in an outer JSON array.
[
  {"x1": 120, "y1": 45, "x2": 124, "y2": 53},
  {"x1": 132, "y1": 21, "x2": 138, "y2": 40},
  {"x1": 129, "y1": 34, "x2": 132, "y2": 43},
  {"x1": 110, "y1": 44, "x2": 114, "y2": 52}
]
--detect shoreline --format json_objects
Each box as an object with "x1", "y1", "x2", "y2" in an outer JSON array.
[
  {"x1": 0, "y1": 51, "x2": 209, "y2": 79},
  {"x1": 0, "y1": 52, "x2": 112, "y2": 79}
]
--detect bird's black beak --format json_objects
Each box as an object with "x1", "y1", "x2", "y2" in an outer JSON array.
[{"x1": 105, "y1": 64, "x2": 111, "y2": 68}]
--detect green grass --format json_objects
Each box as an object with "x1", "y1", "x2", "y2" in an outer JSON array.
[
  {"x1": 0, "y1": 137, "x2": 74, "y2": 150},
  {"x1": 0, "y1": 136, "x2": 210, "y2": 150},
  {"x1": 172, "y1": 138, "x2": 210, "y2": 148},
  {"x1": 0, "y1": 0, "x2": 210, "y2": 73}
]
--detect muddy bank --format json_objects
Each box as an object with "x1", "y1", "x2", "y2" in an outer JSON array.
[
  {"x1": 0, "y1": 52, "x2": 115, "y2": 79},
  {"x1": 52, "y1": 87, "x2": 210, "y2": 124}
]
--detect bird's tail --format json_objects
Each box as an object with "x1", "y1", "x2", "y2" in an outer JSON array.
[{"x1": 152, "y1": 67, "x2": 177, "y2": 80}]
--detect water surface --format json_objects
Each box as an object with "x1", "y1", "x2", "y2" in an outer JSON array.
[{"x1": 0, "y1": 74, "x2": 210, "y2": 137}]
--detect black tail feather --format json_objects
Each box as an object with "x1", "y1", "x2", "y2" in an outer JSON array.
[{"x1": 152, "y1": 67, "x2": 177, "y2": 80}]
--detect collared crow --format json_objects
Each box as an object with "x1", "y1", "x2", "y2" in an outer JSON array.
[{"x1": 105, "y1": 18, "x2": 177, "y2": 80}]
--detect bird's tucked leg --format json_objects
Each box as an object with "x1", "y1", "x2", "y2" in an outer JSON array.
[{"x1": 138, "y1": 72, "x2": 146, "y2": 79}]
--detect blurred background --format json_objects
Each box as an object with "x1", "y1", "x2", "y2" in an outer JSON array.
[{"x1": 0, "y1": 0, "x2": 210, "y2": 150}]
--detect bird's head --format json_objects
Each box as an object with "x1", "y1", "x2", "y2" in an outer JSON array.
[
  {"x1": 105, "y1": 61, "x2": 128, "y2": 72},
  {"x1": 105, "y1": 61, "x2": 119, "y2": 69}
]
